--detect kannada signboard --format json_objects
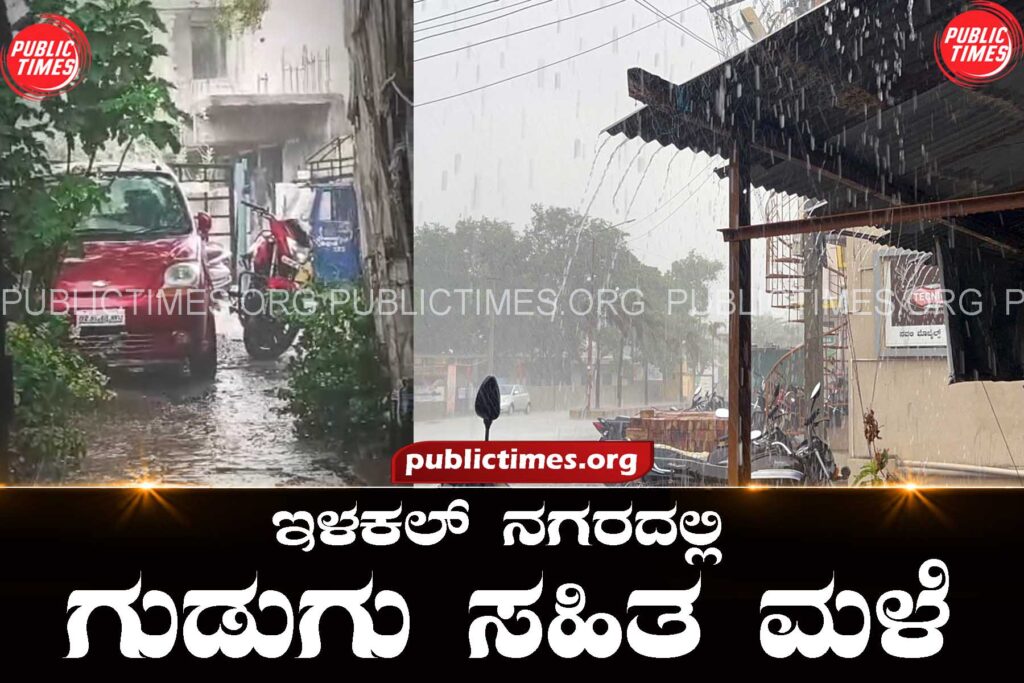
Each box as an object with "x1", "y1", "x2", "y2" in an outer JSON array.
[{"x1": 882, "y1": 253, "x2": 948, "y2": 353}]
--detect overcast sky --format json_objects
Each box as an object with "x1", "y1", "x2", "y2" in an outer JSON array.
[{"x1": 414, "y1": 0, "x2": 788, "y2": 314}]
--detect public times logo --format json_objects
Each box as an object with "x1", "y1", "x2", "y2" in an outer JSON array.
[
  {"x1": 934, "y1": 1, "x2": 1024, "y2": 87},
  {"x1": 1, "y1": 14, "x2": 90, "y2": 100}
]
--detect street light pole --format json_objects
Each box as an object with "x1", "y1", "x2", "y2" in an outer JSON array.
[
  {"x1": 583, "y1": 236, "x2": 597, "y2": 416},
  {"x1": 710, "y1": 325, "x2": 715, "y2": 396}
]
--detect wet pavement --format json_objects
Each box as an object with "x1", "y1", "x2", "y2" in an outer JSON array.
[{"x1": 60, "y1": 311, "x2": 393, "y2": 486}]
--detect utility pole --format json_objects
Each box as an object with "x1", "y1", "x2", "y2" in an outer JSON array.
[
  {"x1": 617, "y1": 319, "x2": 627, "y2": 408},
  {"x1": 803, "y1": 232, "x2": 824, "y2": 410},
  {"x1": 709, "y1": 329, "x2": 715, "y2": 395},
  {"x1": 678, "y1": 342, "x2": 684, "y2": 402},
  {"x1": 583, "y1": 236, "x2": 597, "y2": 416},
  {"x1": 594, "y1": 322, "x2": 601, "y2": 409},
  {"x1": 709, "y1": 321, "x2": 725, "y2": 397},
  {"x1": 643, "y1": 350, "x2": 649, "y2": 405},
  {"x1": 487, "y1": 306, "x2": 495, "y2": 377}
]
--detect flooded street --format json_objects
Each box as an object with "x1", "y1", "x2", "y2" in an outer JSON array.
[{"x1": 63, "y1": 311, "x2": 392, "y2": 487}]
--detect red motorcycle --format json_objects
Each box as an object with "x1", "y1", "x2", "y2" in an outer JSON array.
[{"x1": 236, "y1": 200, "x2": 314, "y2": 359}]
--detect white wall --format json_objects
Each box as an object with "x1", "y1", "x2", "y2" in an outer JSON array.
[
  {"x1": 154, "y1": 0, "x2": 348, "y2": 110},
  {"x1": 844, "y1": 238, "x2": 1024, "y2": 470}
]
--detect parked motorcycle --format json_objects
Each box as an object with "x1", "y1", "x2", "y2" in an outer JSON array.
[
  {"x1": 688, "y1": 388, "x2": 704, "y2": 410},
  {"x1": 236, "y1": 200, "x2": 313, "y2": 360},
  {"x1": 640, "y1": 383, "x2": 848, "y2": 486},
  {"x1": 794, "y1": 381, "x2": 846, "y2": 486},
  {"x1": 705, "y1": 390, "x2": 726, "y2": 411},
  {"x1": 593, "y1": 416, "x2": 631, "y2": 441},
  {"x1": 688, "y1": 389, "x2": 724, "y2": 411},
  {"x1": 709, "y1": 384, "x2": 796, "y2": 470}
]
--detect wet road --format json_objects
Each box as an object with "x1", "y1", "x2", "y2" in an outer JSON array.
[{"x1": 65, "y1": 311, "x2": 392, "y2": 486}]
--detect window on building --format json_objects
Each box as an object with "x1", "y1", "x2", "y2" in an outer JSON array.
[{"x1": 191, "y1": 23, "x2": 227, "y2": 79}]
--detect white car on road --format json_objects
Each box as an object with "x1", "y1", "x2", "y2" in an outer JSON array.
[{"x1": 500, "y1": 383, "x2": 531, "y2": 414}]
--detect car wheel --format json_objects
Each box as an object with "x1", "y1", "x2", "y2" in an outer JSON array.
[
  {"x1": 508, "y1": 404, "x2": 515, "y2": 415},
  {"x1": 190, "y1": 314, "x2": 217, "y2": 381}
]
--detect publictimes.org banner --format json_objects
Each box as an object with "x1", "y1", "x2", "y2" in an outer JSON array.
[
  {"x1": 0, "y1": 486, "x2": 1021, "y2": 671},
  {"x1": 391, "y1": 441, "x2": 654, "y2": 484}
]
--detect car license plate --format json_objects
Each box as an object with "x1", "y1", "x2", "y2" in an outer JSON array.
[{"x1": 75, "y1": 308, "x2": 126, "y2": 328}]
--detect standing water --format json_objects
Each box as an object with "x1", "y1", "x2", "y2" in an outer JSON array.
[{"x1": 63, "y1": 310, "x2": 392, "y2": 486}]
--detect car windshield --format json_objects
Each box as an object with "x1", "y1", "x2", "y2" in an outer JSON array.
[
  {"x1": 77, "y1": 174, "x2": 190, "y2": 238},
  {"x1": 499, "y1": 384, "x2": 512, "y2": 395}
]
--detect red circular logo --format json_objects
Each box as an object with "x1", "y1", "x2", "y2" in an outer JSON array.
[
  {"x1": 935, "y1": 2, "x2": 1024, "y2": 87},
  {"x1": 1, "y1": 14, "x2": 91, "y2": 100}
]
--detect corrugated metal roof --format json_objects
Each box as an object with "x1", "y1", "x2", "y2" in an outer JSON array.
[{"x1": 605, "y1": 0, "x2": 1024, "y2": 253}]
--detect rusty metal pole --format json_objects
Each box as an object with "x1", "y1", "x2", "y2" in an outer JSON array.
[
  {"x1": 728, "y1": 141, "x2": 753, "y2": 486},
  {"x1": 720, "y1": 188, "x2": 1024, "y2": 245}
]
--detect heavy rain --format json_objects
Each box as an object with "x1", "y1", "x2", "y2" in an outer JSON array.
[
  {"x1": 1, "y1": 0, "x2": 413, "y2": 485},
  {"x1": 414, "y1": 0, "x2": 1024, "y2": 486}
]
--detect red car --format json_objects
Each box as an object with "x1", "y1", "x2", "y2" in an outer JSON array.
[{"x1": 52, "y1": 166, "x2": 218, "y2": 379}]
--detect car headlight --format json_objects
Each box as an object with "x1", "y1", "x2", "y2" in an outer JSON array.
[
  {"x1": 286, "y1": 237, "x2": 311, "y2": 264},
  {"x1": 164, "y1": 261, "x2": 201, "y2": 288}
]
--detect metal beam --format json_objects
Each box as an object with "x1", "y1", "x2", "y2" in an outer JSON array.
[
  {"x1": 746, "y1": 139, "x2": 1024, "y2": 254},
  {"x1": 727, "y1": 140, "x2": 753, "y2": 486},
  {"x1": 720, "y1": 189, "x2": 1024, "y2": 243},
  {"x1": 620, "y1": 68, "x2": 1024, "y2": 255}
]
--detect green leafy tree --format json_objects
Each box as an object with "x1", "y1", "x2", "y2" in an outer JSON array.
[
  {"x1": 2, "y1": 0, "x2": 186, "y2": 297},
  {"x1": 415, "y1": 217, "x2": 524, "y2": 363},
  {"x1": 215, "y1": 0, "x2": 269, "y2": 34},
  {"x1": 415, "y1": 206, "x2": 725, "y2": 397},
  {"x1": 752, "y1": 313, "x2": 803, "y2": 348},
  {"x1": 663, "y1": 252, "x2": 724, "y2": 391},
  {"x1": 0, "y1": 0, "x2": 186, "y2": 479},
  {"x1": 39, "y1": 0, "x2": 185, "y2": 168}
]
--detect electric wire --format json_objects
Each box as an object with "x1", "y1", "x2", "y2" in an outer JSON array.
[
  {"x1": 633, "y1": 0, "x2": 720, "y2": 54},
  {"x1": 416, "y1": 0, "x2": 627, "y2": 61},
  {"x1": 416, "y1": 0, "x2": 715, "y2": 105},
  {"x1": 982, "y1": 383, "x2": 1024, "y2": 486},
  {"x1": 417, "y1": 16, "x2": 669, "y2": 105},
  {"x1": 415, "y1": 0, "x2": 505, "y2": 26},
  {"x1": 415, "y1": 0, "x2": 553, "y2": 40}
]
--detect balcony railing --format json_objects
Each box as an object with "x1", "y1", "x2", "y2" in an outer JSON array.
[{"x1": 189, "y1": 46, "x2": 334, "y2": 101}]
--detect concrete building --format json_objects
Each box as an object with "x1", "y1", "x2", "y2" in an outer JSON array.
[
  {"x1": 153, "y1": 0, "x2": 349, "y2": 194},
  {"x1": 843, "y1": 238, "x2": 1024, "y2": 480}
]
